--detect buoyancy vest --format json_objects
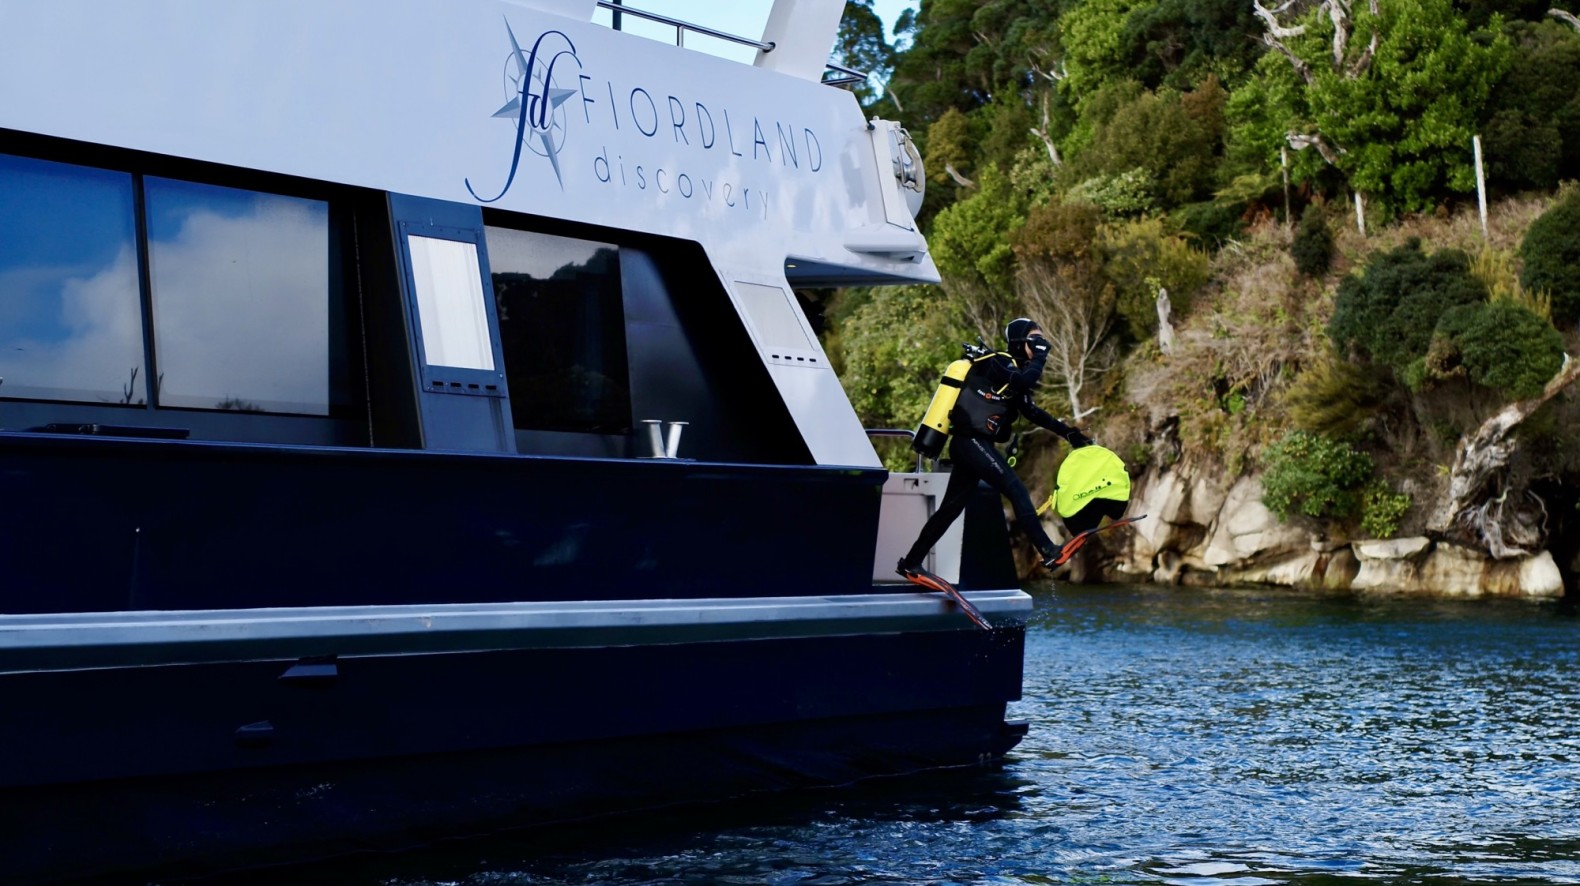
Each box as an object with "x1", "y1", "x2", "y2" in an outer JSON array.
[{"x1": 949, "y1": 355, "x2": 1015, "y2": 438}]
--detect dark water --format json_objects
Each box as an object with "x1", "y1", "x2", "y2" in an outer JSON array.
[{"x1": 256, "y1": 584, "x2": 1580, "y2": 885}]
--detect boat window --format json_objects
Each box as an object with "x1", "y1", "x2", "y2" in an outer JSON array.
[
  {"x1": 735, "y1": 282, "x2": 815, "y2": 351},
  {"x1": 144, "y1": 177, "x2": 336, "y2": 415},
  {"x1": 0, "y1": 154, "x2": 145, "y2": 405},
  {"x1": 484, "y1": 227, "x2": 632, "y2": 434},
  {"x1": 406, "y1": 235, "x2": 496, "y2": 372}
]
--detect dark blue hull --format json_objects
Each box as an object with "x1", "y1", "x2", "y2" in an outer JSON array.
[
  {"x1": 0, "y1": 432, "x2": 889, "y2": 615},
  {"x1": 2, "y1": 625, "x2": 1026, "y2": 883},
  {"x1": 0, "y1": 433, "x2": 1030, "y2": 882}
]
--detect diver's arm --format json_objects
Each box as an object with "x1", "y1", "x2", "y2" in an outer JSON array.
[
  {"x1": 991, "y1": 347, "x2": 1048, "y2": 393},
  {"x1": 1021, "y1": 397, "x2": 1093, "y2": 447}
]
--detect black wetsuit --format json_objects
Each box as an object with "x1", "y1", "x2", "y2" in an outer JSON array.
[{"x1": 900, "y1": 347, "x2": 1088, "y2": 569}]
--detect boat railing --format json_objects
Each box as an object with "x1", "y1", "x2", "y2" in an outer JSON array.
[
  {"x1": 595, "y1": 0, "x2": 868, "y2": 88},
  {"x1": 820, "y1": 62, "x2": 867, "y2": 88},
  {"x1": 865, "y1": 428, "x2": 925, "y2": 473}
]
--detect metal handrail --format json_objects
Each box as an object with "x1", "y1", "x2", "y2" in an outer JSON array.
[
  {"x1": 865, "y1": 428, "x2": 927, "y2": 473},
  {"x1": 821, "y1": 62, "x2": 868, "y2": 87},
  {"x1": 595, "y1": 1, "x2": 870, "y2": 88},
  {"x1": 596, "y1": 0, "x2": 776, "y2": 52}
]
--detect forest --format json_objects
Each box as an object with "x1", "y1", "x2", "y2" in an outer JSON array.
[{"x1": 821, "y1": 0, "x2": 1580, "y2": 583}]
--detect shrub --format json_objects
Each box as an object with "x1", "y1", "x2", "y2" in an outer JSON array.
[
  {"x1": 1328, "y1": 240, "x2": 1487, "y2": 377},
  {"x1": 1360, "y1": 480, "x2": 1412, "y2": 539},
  {"x1": 1098, "y1": 216, "x2": 1211, "y2": 341},
  {"x1": 1519, "y1": 194, "x2": 1580, "y2": 327},
  {"x1": 1470, "y1": 248, "x2": 1551, "y2": 321},
  {"x1": 1261, "y1": 430, "x2": 1375, "y2": 521},
  {"x1": 1431, "y1": 301, "x2": 1566, "y2": 399},
  {"x1": 1067, "y1": 169, "x2": 1158, "y2": 216},
  {"x1": 1291, "y1": 205, "x2": 1333, "y2": 278},
  {"x1": 1173, "y1": 199, "x2": 1246, "y2": 250},
  {"x1": 1080, "y1": 87, "x2": 1221, "y2": 207},
  {"x1": 1283, "y1": 353, "x2": 1388, "y2": 439}
]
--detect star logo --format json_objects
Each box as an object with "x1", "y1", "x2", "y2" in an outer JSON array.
[{"x1": 466, "y1": 24, "x2": 582, "y2": 203}]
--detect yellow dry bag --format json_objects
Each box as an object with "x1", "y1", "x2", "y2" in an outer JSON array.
[{"x1": 1038, "y1": 445, "x2": 1131, "y2": 517}]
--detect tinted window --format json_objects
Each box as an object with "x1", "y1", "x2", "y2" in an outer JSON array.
[
  {"x1": 0, "y1": 154, "x2": 145, "y2": 404},
  {"x1": 145, "y1": 177, "x2": 336, "y2": 414},
  {"x1": 484, "y1": 227, "x2": 631, "y2": 434}
]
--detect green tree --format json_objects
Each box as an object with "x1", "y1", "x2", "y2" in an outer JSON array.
[
  {"x1": 1480, "y1": 21, "x2": 1580, "y2": 191},
  {"x1": 1061, "y1": 0, "x2": 1153, "y2": 105},
  {"x1": 1231, "y1": 0, "x2": 1512, "y2": 217},
  {"x1": 885, "y1": 0, "x2": 986, "y2": 124},
  {"x1": 886, "y1": 0, "x2": 1064, "y2": 127},
  {"x1": 1077, "y1": 82, "x2": 1225, "y2": 206},
  {"x1": 974, "y1": 94, "x2": 1040, "y2": 177},
  {"x1": 961, "y1": 0, "x2": 1068, "y2": 88},
  {"x1": 928, "y1": 165, "x2": 1036, "y2": 319},
  {"x1": 836, "y1": 285, "x2": 970, "y2": 437},
  {"x1": 1097, "y1": 216, "x2": 1212, "y2": 340},
  {"x1": 1120, "y1": 0, "x2": 1267, "y2": 90},
  {"x1": 833, "y1": 0, "x2": 897, "y2": 107},
  {"x1": 923, "y1": 107, "x2": 977, "y2": 191}
]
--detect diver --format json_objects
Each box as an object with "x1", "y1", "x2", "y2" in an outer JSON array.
[{"x1": 896, "y1": 318, "x2": 1093, "y2": 580}]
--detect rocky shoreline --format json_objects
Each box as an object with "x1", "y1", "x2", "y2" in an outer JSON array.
[{"x1": 1083, "y1": 459, "x2": 1565, "y2": 598}]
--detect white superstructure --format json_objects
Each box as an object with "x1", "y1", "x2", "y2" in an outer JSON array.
[{"x1": 0, "y1": 0, "x2": 935, "y2": 465}]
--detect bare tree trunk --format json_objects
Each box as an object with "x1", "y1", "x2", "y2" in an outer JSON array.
[
  {"x1": 1014, "y1": 264, "x2": 1116, "y2": 421},
  {"x1": 1155, "y1": 287, "x2": 1176, "y2": 356},
  {"x1": 1028, "y1": 91, "x2": 1063, "y2": 167},
  {"x1": 1428, "y1": 355, "x2": 1580, "y2": 557},
  {"x1": 939, "y1": 275, "x2": 1007, "y2": 348}
]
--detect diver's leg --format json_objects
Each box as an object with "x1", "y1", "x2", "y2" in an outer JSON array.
[
  {"x1": 898, "y1": 448, "x2": 982, "y2": 571},
  {"x1": 952, "y1": 436, "x2": 1061, "y2": 561}
]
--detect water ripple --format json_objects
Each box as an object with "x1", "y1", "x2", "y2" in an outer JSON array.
[{"x1": 245, "y1": 585, "x2": 1580, "y2": 885}]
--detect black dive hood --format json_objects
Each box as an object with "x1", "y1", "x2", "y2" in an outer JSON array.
[{"x1": 1004, "y1": 317, "x2": 1041, "y2": 365}]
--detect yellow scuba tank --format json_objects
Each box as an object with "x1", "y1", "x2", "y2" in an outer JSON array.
[{"x1": 912, "y1": 358, "x2": 972, "y2": 458}]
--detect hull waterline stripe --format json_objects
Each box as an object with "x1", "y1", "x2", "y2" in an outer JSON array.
[{"x1": 0, "y1": 590, "x2": 1031, "y2": 671}]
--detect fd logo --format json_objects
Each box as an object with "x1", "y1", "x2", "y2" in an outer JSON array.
[{"x1": 466, "y1": 24, "x2": 581, "y2": 202}]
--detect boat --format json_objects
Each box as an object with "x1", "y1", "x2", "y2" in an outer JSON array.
[{"x1": 0, "y1": 0, "x2": 1032, "y2": 880}]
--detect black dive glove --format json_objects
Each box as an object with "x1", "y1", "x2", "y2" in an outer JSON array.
[
  {"x1": 1065, "y1": 428, "x2": 1094, "y2": 448},
  {"x1": 1029, "y1": 338, "x2": 1050, "y2": 358}
]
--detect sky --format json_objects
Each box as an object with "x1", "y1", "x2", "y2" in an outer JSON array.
[{"x1": 595, "y1": 1, "x2": 917, "y2": 69}]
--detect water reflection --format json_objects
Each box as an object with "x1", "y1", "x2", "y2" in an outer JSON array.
[{"x1": 219, "y1": 584, "x2": 1580, "y2": 885}]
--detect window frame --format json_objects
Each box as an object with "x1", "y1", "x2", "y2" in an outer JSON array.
[
  {"x1": 394, "y1": 222, "x2": 509, "y2": 402},
  {"x1": 0, "y1": 134, "x2": 367, "y2": 445}
]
